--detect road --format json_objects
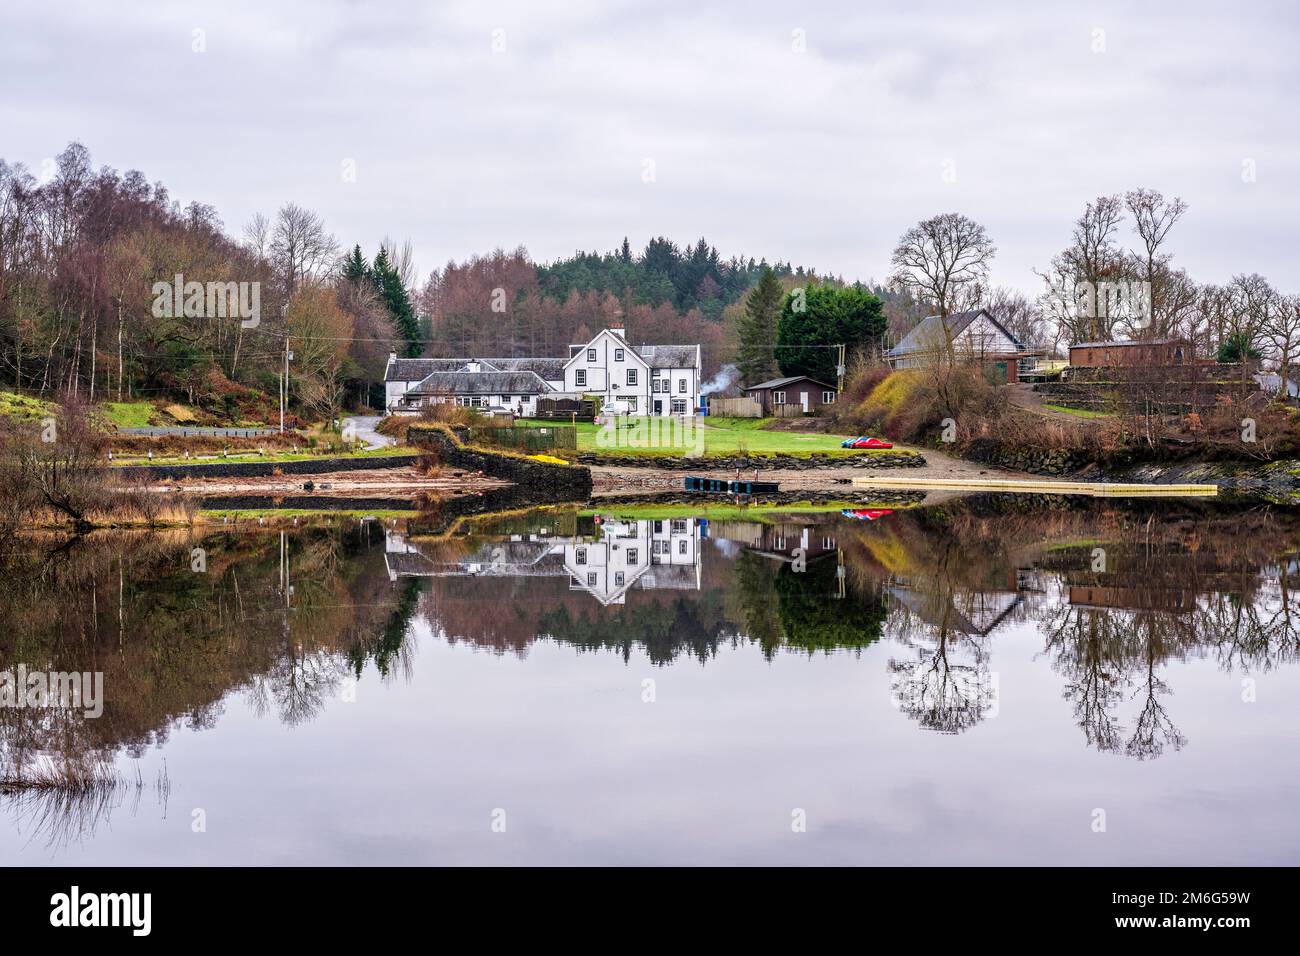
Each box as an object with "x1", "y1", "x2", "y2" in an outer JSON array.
[{"x1": 343, "y1": 415, "x2": 392, "y2": 449}]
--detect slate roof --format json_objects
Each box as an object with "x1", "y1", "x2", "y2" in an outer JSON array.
[
  {"x1": 566, "y1": 342, "x2": 698, "y2": 368},
  {"x1": 888, "y1": 308, "x2": 1024, "y2": 357},
  {"x1": 485, "y1": 357, "x2": 568, "y2": 380},
  {"x1": 635, "y1": 344, "x2": 698, "y2": 369},
  {"x1": 743, "y1": 375, "x2": 834, "y2": 391},
  {"x1": 404, "y1": 370, "x2": 553, "y2": 395},
  {"x1": 386, "y1": 358, "x2": 500, "y2": 381}
]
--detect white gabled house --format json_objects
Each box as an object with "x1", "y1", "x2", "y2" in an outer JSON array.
[
  {"x1": 383, "y1": 325, "x2": 701, "y2": 416},
  {"x1": 886, "y1": 308, "x2": 1041, "y2": 382}
]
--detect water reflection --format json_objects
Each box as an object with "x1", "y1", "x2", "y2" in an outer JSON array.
[{"x1": 3, "y1": 497, "x2": 1300, "y2": 846}]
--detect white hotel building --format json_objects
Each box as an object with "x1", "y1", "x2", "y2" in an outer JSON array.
[{"x1": 384, "y1": 326, "x2": 701, "y2": 417}]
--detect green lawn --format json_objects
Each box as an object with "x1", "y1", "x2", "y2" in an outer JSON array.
[
  {"x1": 519, "y1": 416, "x2": 911, "y2": 459},
  {"x1": 100, "y1": 400, "x2": 157, "y2": 427},
  {"x1": 1042, "y1": 404, "x2": 1114, "y2": 419},
  {"x1": 582, "y1": 500, "x2": 915, "y2": 521}
]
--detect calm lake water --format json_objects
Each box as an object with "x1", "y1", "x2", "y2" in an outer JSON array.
[{"x1": 2, "y1": 498, "x2": 1298, "y2": 865}]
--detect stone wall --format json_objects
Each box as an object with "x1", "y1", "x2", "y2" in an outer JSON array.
[
  {"x1": 409, "y1": 424, "x2": 592, "y2": 501},
  {"x1": 959, "y1": 439, "x2": 1090, "y2": 476},
  {"x1": 115, "y1": 454, "x2": 420, "y2": 481}
]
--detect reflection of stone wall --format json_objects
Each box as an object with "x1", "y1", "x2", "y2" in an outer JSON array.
[
  {"x1": 577, "y1": 453, "x2": 925, "y2": 471},
  {"x1": 116, "y1": 454, "x2": 418, "y2": 480}
]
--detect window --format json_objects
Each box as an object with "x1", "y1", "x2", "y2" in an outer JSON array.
[
  {"x1": 678, "y1": 379, "x2": 686, "y2": 393},
  {"x1": 627, "y1": 369, "x2": 637, "y2": 386},
  {"x1": 654, "y1": 520, "x2": 663, "y2": 533},
  {"x1": 575, "y1": 369, "x2": 586, "y2": 387},
  {"x1": 652, "y1": 540, "x2": 662, "y2": 556},
  {"x1": 671, "y1": 399, "x2": 686, "y2": 414},
  {"x1": 661, "y1": 379, "x2": 670, "y2": 392},
  {"x1": 614, "y1": 572, "x2": 624, "y2": 587},
  {"x1": 773, "y1": 391, "x2": 786, "y2": 404},
  {"x1": 678, "y1": 539, "x2": 688, "y2": 555},
  {"x1": 615, "y1": 348, "x2": 624, "y2": 362},
  {"x1": 587, "y1": 348, "x2": 596, "y2": 362},
  {"x1": 587, "y1": 572, "x2": 597, "y2": 586},
  {"x1": 823, "y1": 536, "x2": 836, "y2": 549},
  {"x1": 670, "y1": 519, "x2": 686, "y2": 534},
  {"x1": 652, "y1": 380, "x2": 661, "y2": 393},
  {"x1": 822, "y1": 391, "x2": 836, "y2": 404},
  {"x1": 626, "y1": 549, "x2": 639, "y2": 564},
  {"x1": 575, "y1": 547, "x2": 587, "y2": 565}
]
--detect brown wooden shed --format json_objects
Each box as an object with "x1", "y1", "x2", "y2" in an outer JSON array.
[
  {"x1": 1068, "y1": 338, "x2": 1191, "y2": 367},
  {"x1": 742, "y1": 376, "x2": 838, "y2": 415}
]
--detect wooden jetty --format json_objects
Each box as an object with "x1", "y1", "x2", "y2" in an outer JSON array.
[{"x1": 848, "y1": 476, "x2": 1217, "y2": 498}]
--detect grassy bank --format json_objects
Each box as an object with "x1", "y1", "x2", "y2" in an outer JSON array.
[
  {"x1": 582, "y1": 500, "x2": 915, "y2": 521},
  {"x1": 518, "y1": 416, "x2": 914, "y2": 459}
]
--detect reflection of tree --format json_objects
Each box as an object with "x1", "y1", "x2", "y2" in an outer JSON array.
[
  {"x1": 536, "y1": 595, "x2": 732, "y2": 666},
  {"x1": 1039, "y1": 589, "x2": 1197, "y2": 759},
  {"x1": 731, "y1": 552, "x2": 885, "y2": 658},
  {"x1": 0, "y1": 522, "x2": 411, "y2": 783},
  {"x1": 775, "y1": 558, "x2": 885, "y2": 653},
  {"x1": 885, "y1": 540, "x2": 998, "y2": 734},
  {"x1": 733, "y1": 552, "x2": 783, "y2": 658},
  {"x1": 1127, "y1": 641, "x2": 1185, "y2": 760}
]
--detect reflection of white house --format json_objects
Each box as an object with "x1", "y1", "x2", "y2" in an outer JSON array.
[
  {"x1": 383, "y1": 518, "x2": 702, "y2": 605},
  {"x1": 383, "y1": 326, "x2": 701, "y2": 417}
]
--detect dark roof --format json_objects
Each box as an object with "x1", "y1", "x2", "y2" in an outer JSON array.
[
  {"x1": 743, "y1": 375, "x2": 835, "y2": 391},
  {"x1": 485, "y1": 357, "x2": 568, "y2": 379},
  {"x1": 888, "y1": 308, "x2": 1024, "y2": 357},
  {"x1": 1071, "y1": 338, "x2": 1188, "y2": 348},
  {"x1": 386, "y1": 358, "x2": 501, "y2": 381},
  {"x1": 404, "y1": 370, "x2": 553, "y2": 396},
  {"x1": 636, "y1": 344, "x2": 697, "y2": 369},
  {"x1": 566, "y1": 341, "x2": 697, "y2": 369}
]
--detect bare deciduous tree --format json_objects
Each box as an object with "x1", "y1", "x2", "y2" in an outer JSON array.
[
  {"x1": 889, "y1": 213, "x2": 996, "y2": 321},
  {"x1": 268, "y1": 203, "x2": 338, "y2": 295}
]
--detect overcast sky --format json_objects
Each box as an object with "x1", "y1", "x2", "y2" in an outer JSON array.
[{"x1": 3, "y1": 0, "x2": 1297, "y2": 294}]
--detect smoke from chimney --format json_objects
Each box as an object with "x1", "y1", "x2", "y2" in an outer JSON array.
[{"x1": 701, "y1": 364, "x2": 740, "y2": 396}]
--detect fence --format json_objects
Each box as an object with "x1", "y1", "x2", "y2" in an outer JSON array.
[
  {"x1": 773, "y1": 403, "x2": 806, "y2": 418},
  {"x1": 464, "y1": 425, "x2": 577, "y2": 453},
  {"x1": 707, "y1": 396, "x2": 762, "y2": 418}
]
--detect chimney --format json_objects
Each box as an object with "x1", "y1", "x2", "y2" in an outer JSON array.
[
  {"x1": 388, "y1": 350, "x2": 397, "y2": 364},
  {"x1": 609, "y1": 324, "x2": 625, "y2": 339},
  {"x1": 467, "y1": 360, "x2": 480, "y2": 373}
]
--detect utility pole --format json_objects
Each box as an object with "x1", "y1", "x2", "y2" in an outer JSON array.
[
  {"x1": 836, "y1": 343, "x2": 846, "y2": 396},
  {"x1": 280, "y1": 336, "x2": 291, "y2": 433}
]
